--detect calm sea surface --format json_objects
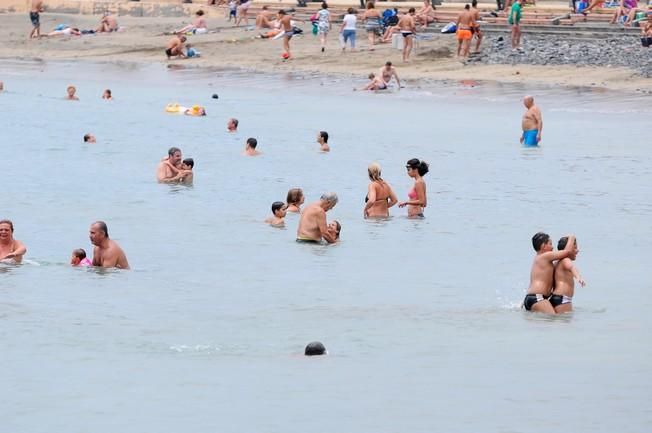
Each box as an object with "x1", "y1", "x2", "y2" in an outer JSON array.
[{"x1": 1, "y1": 60, "x2": 650, "y2": 433}]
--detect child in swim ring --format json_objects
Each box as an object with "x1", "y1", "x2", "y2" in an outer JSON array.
[
  {"x1": 264, "y1": 201, "x2": 287, "y2": 227},
  {"x1": 70, "y1": 248, "x2": 92, "y2": 267}
]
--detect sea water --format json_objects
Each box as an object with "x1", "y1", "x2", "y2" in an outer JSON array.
[{"x1": 1, "y1": 60, "x2": 650, "y2": 433}]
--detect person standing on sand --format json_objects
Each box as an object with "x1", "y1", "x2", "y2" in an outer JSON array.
[
  {"x1": 90, "y1": 221, "x2": 130, "y2": 269},
  {"x1": 166, "y1": 35, "x2": 187, "y2": 59},
  {"x1": 397, "y1": 8, "x2": 417, "y2": 62},
  {"x1": 316, "y1": 2, "x2": 331, "y2": 52},
  {"x1": 296, "y1": 193, "x2": 339, "y2": 244},
  {"x1": 362, "y1": 2, "x2": 382, "y2": 50},
  {"x1": 0, "y1": 220, "x2": 27, "y2": 264},
  {"x1": 520, "y1": 95, "x2": 542, "y2": 146},
  {"x1": 29, "y1": 0, "x2": 44, "y2": 39},
  {"x1": 508, "y1": 0, "x2": 522, "y2": 50},
  {"x1": 278, "y1": 10, "x2": 295, "y2": 58},
  {"x1": 523, "y1": 232, "x2": 575, "y2": 314},
  {"x1": 471, "y1": 0, "x2": 483, "y2": 53},
  {"x1": 340, "y1": 8, "x2": 358, "y2": 52},
  {"x1": 456, "y1": 4, "x2": 475, "y2": 58}
]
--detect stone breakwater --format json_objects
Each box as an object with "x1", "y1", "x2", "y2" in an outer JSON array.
[{"x1": 468, "y1": 35, "x2": 652, "y2": 78}]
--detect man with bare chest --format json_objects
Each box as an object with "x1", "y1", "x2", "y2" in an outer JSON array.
[
  {"x1": 90, "y1": 221, "x2": 130, "y2": 269},
  {"x1": 520, "y1": 95, "x2": 543, "y2": 146}
]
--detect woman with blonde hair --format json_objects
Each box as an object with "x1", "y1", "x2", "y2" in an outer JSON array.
[
  {"x1": 286, "y1": 188, "x2": 305, "y2": 213},
  {"x1": 364, "y1": 162, "x2": 398, "y2": 218}
]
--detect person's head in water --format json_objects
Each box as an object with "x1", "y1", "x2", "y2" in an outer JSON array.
[
  {"x1": 227, "y1": 118, "x2": 239, "y2": 132},
  {"x1": 304, "y1": 341, "x2": 326, "y2": 356},
  {"x1": 329, "y1": 220, "x2": 341, "y2": 239},
  {"x1": 317, "y1": 131, "x2": 329, "y2": 144},
  {"x1": 271, "y1": 201, "x2": 287, "y2": 218},
  {"x1": 89, "y1": 221, "x2": 109, "y2": 246},
  {"x1": 66, "y1": 85, "x2": 77, "y2": 99},
  {"x1": 182, "y1": 158, "x2": 194, "y2": 170},
  {"x1": 532, "y1": 232, "x2": 551, "y2": 252},
  {"x1": 320, "y1": 192, "x2": 338, "y2": 210},
  {"x1": 168, "y1": 147, "x2": 182, "y2": 166},
  {"x1": 557, "y1": 236, "x2": 579, "y2": 260},
  {"x1": 286, "y1": 188, "x2": 305, "y2": 208},
  {"x1": 368, "y1": 162, "x2": 383, "y2": 182},
  {"x1": 83, "y1": 133, "x2": 96, "y2": 143},
  {"x1": 246, "y1": 137, "x2": 258, "y2": 150},
  {"x1": 102, "y1": 89, "x2": 112, "y2": 99},
  {"x1": 406, "y1": 158, "x2": 429, "y2": 177},
  {"x1": 70, "y1": 248, "x2": 87, "y2": 265}
]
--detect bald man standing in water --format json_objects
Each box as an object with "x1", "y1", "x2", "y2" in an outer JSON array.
[
  {"x1": 520, "y1": 95, "x2": 543, "y2": 146},
  {"x1": 90, "y1": 221, "x2": 130, "y2": 269},
  {"x1": 296, "y1": 193, "x2": 339, "y2": 244}
]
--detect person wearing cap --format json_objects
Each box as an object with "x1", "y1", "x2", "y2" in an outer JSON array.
[{"x1": 296, "y1": 193, "x2": 339, "y2": 244}]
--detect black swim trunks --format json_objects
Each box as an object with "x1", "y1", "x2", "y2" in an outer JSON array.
[
  {"x1": 549, "y1": 294, "x2": 572, "y2": 308},
  {"x1": 296, "y1": 238, "x2": 320, "y2": 244},
  {"x1": 523, "y1": 293, "x2": 548, "y2": 311},
  {"x1": 165, "y1": 48, "x2": 173, "y2": 57},
  {"x1": 30, "y1": 11, "x2": 40, "y2": 27}
]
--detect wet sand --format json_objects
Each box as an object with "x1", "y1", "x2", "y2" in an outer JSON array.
[{"x1": 2, "y1": 12, "x2": 651, "y2": 92}]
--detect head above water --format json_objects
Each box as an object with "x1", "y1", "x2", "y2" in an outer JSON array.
[
  {"x1": 227, "y1": 118, "x2": 239, "y2": 131},
  {"x1": 532, "y1": 232, "x2": 550, "y2": 252},
  {"x1": 0, "y1": 219, "x2": 15, "y2": 233},
  {"x1": 83, "y1": 133, "x2": 96, "y2": 143},
  {"x1": 320, "y1": 192, "x2": 339, "y2": 209},
  {"x1": 330, "y1": 220, "x2": 341, "y2": 238},
  {"x1": 246, "y1": 137, "x2": 258, "y2": 149},
  {"x1": 90, "y1": 221, "x2": 109, "y2": 247},
  {"x1": 73, "y1": 248, "x2": 87, "y2": 260},
  {"x1": 406, "y1": 158, "x2": 429, "y2": 176},
  {"x1": 271, "y1": 201, "x2": 286, "y2": 215},
  {"x1": 304, "y1": 341, "x2": 326, "y2": 356},
  {"x1": 368, "y1": 162, "x2": 383, "y2": 181},
  {"x1": 318, "y1": 131, "x2": 329, "y2": 143},
  {"x1": 286, "y1": 188, "x2": 304, "y2": 206},
  {"x1": 182, "y1": 158, "x2": 194, "y2": 169},
  {"x1": 557, "y1": 236, "x2": 578, "y2": 258}
]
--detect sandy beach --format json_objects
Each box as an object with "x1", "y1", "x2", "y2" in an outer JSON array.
[{"x1": 1, "y1": 11, "x2": 651, "y2": 93}]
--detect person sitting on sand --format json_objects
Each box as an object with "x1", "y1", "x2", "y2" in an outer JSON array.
[
  {"x1": 381, "y1": 12, "x2": 404, "y2": 43},
  {"x1": 243, "y1": 137, "x2": 261, "y2": 156},
  {"x1": 186, "y1": 43, "x2": 201, "y2": 58},
  {"x1": 97, "y1": 12, "x2": 118, "y2": 33},
  {"x1": 0, "y1": 219, "x2": 27, "y2": 264},
  {"x1": 70, "y1": 248, "x2": 93, "y2": 267},
  {"x1": 175, "y1": 9, "x2": 208, "y2": 34},
  {"x1": 102, "y1": 89, "x2": 112, "y2": 100},
  {"x1": 48, "y1": 26, "x2": 81, "y2": 37},
  {"x1": 166, "y1": 35, "x2": 187, "y2": 59},
  {"x1": 609, "y1": 0, "x2": 639, "y2": 24},
  {"x1": 66, "y1": 85, "x2": 79, "y2": 100},
  {"x1": 256, "y1": 6, "x2": 276, "y2": 29},
  {"x1": 416, "y1": 0, "x2": 436, "y2": 29},
  {"x1": 360, "y1": 73, "x2": 388, "y2": 91},
  {"x1": 286, "y1": 188, "x2": 305, "y2": 213},
  {"x1": 317, "y1": 131, "x2": 330, "y2": 152},
  {"x1": 264, "y1": 201, "x2": 287, "y2": 227}
]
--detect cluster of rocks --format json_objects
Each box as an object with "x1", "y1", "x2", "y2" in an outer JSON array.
[{"x1": 467, "y1": 35, "x2": 652, "y2": 77}]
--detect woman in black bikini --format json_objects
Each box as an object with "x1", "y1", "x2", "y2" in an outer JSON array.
[{"x1": 364, "y1": 162, "x2": 398, "y2": 218}]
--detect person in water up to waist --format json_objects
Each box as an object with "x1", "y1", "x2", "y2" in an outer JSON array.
[
  {"x1": 551, "y1": 236, "x2": 586, "y2": 314},
  {"x1": 0, "y1": 219, "x2": 27, "y2": 264},
  {"x1": 364, "y1": 162, "x2": 398, "y2": 218},
  {"x1": 398, "y1": 158, "x2": 429, "y2": 218},
  {"x1": 520, "y1": 95, "x2": 543, "y2": 146},
  {"x1": 296, "y1": 192, "x2": 339, "y2": 244}
]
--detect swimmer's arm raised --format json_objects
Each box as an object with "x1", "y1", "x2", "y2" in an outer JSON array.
[{"x1": 542, "y1": 234, "x2": 576, "y2": 262}]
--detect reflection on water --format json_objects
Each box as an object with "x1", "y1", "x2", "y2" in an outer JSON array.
[{"x1": 0, "y1": 60, "x2": 651, "y2": 433}]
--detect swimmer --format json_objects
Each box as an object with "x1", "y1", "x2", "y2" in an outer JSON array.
[
  {"x1": 328, "y1": 220, "x2": 341, "y2": 240},
  {"x1": 520, "y1": 95, "x2": 543, "y2": 146},
  {"x1": 456, "y1": 4, "x2": 476, "y2": 58},
  {"x1": 157, "y1": 146, "x2": 183, "y2": 183},
  {"x1": 170, "y1": 158, "x2": 194, "y2": 184},
  {"x1": 0, "y1": 81, "x2": 3, "y2": 92},
  {"x1": 523, "y1": 232, "x2": 576, "y2": 314},
  {"x1": 305, "y1": 341, "x2": 327, "y2": 356},
  {"x1": 175, "y1": 9, "x2": 207, "y2": 34},
  {"x1": 89, "y1": 221, "x2": 130, "y2": 269},
  {"x1": 296, "y1": 192, "x2": 338, "y2": 244},
  {"x1": 551, "y1": 236, "x2": 586, "y2": 314},
  {"x1": 264, "y1": 201, "x2": 287, "y2": 227},
  {"x1": 364, "y1": 162, "x2": 398, "y2": 218},
  {"x1": 361, "y1": 73, "x2": 387, "y2": 91},
  {"x1": 184, "y1": 105, "x2": 206, "y2": 116},
  {"x1": 102, "y1": 89, "x2": 112, "y2": 100},
  {"x1": 70, "y1": 248, "x2": 92, "y2": 267},
  {"x1": 165, "y1": 35, "x2": 187, "y2": 59},
  {"x1": 397, "y1": 8, "x2": 417, "y2": 62},
  {"x1": 66, "y1": 85, "x2": 79, "y2": 100},
  {"x1": 317, "y1": 131, "x2": 330, "y2": 152},
  {"x1": 286, "y1": 188, "x2": 305, "y2": 213},
  {"x1": 398, "y1": 158, "x2": 429, "y2": 217},
  {"x1": 379, "y1": 61, "x2": 401, "y2": 88},
  {"x1": 29, "y1": 0, "x2": 44, "y2": 39},
  {"x1": 243, "y1": 137, "x2": 261, "y2": 156},
  {"x1": 0, "y1": 220, "x2": 27, "y2": 264},
  {"x1": 227, "y1": 118, "x2": 239, "y2": 133},
  {"x1": 83, "y1": 133, "x2": 96, "y2": 143},
  {"x1": 97, "y1": 12, "x2": 118, "y2": 33}
]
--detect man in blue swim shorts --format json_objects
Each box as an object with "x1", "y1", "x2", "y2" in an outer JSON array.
[{"x1": 520, "y1": 95, "x2": 543, "y2": 146}]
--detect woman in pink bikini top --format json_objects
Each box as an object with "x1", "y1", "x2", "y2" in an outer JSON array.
[{"x1": 398, "y1": 158, "x2": 429, "y2": 217}]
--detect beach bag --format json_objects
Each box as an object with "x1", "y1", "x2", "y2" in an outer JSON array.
[
  {"x1": 441, "y1": 22, "x2": 457, "y2": 33},
  {"x1": 312, "y1": 23, "x2": 318, "y2": 35}
]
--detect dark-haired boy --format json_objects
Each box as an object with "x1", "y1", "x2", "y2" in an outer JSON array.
[
  {"x1": 523, "y1": 232, "x2": 575, "y2": 314},
  {"x1": 551, "y1": 236, "x2": 585, "y2": 314},
  {"x1": 265, "y1": 201, "x2": 287, "y2": 227}
]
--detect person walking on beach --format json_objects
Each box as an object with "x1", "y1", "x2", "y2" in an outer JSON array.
[
  {"x1": 520, "y1": 95, "x2": 542, "y2": 146},
  {"x1": 456, "y1": 4, "x2": 476, "y2": 58},
  {"x1": 523, "y1": 232, "x2": 575, "y2": 314},
  {"x1": 296, "y1": 193, "x2": 339, "y2": 244},
  {"x1": 316, "y1": 2, "x2": 331, "y2": 52},
  {"x1": 551, "y1": 236, "x2": 586, "y2": 314},
  {"x1": 340, "y1": 8, "x2": 358, "y2": 52},
  {"x1": 165, "y1": 35, "x2": 187, "y2": 59},
  {"x1": 362, "y1": 1, "x2": 382, "y2": 50},
  {"x1": 29, "y1": 0, "x2": 44, "y2": 39},
  {"x1": 508, "y1": 0, "x2": 522, "y2": 50},
  {"x1": 89, "y1": 221, "x2": 130, "y2": 269},
  {"x1": 380, "y1": 61, "x2": 401, "y2": 88},
  {"x1": 0, "y1": 220, "x2": 27, "y2": 264},
  {"x1": 397, "y1": 8, "x2": 417, "y2": 62},
  {"x1": 235, "y1": 0, "x2": 252, "y2": 27}
]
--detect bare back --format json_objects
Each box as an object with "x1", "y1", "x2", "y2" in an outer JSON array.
[
  {"x1": 296, "y1": 203, "x2": 326, "y2": 241},
  {"x1": 527, "y1": 253, "x2": 556, "y2": 296},
  {"x1": 458, "y1": 10, "x2": 474, "y2": 28},
  {"x1": 398, "y1": 15, "x2": 415, "y2": 31}
]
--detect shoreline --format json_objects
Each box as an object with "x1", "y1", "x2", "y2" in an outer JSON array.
[{"x1": 1, "y1": 13, "x2": 650, "y2": 94}]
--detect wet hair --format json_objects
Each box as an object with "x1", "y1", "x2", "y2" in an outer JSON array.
[
  {"x1": 409, "y1": 7, "x2": 416, "y2": 13},
  {"x1": 271, "y1": 201, "x2": 285, "y2": 214},
  {"x1": 406, "y1": 158, "x2": 429, "y2": 176},
  {"x1": 196, "y1": 9, "x2": 205, "y2": 15},
  {"x1": 464, "y1": 4, "x2": 470, "y2": 10},
  {"x1": 319, "y1": 131, "x2": 329, "y2": 143},
  {"x1": 557, "y1": 236, "x2": 576, "y2": 251},
  {"x1": 183, "y1": 158, "x2": 194, "y2": 168},
  {"x1": 230, "y1": 118, "x2": 239, "y2": 127},
  {"x1": 347, "y1": 7, "x2": 355, "y2": 14},
  {"x1": 321, "y1": 2, "x2": 328, "y2": 9},
  {"x1": 0, "y1": 219, "x2": 14, "y2": 232},
  {"x1": 368, "y1": 162, "x2": 383, "y2": 182},
  {"x1": 532, "y1": 232, "x2": 550, "y2": 252},
  {"x1": 246, "y1": 137, "x2": 258, "y2": 149},
  {"x1": 168, "y1": 147, "x2": 181, "y2": 157},
  {"x1": 93, "y1": 221, "x2": 109, "y2": 238},
  {"x1": 83, "y1": 134, "x2": 93, "y2": 142},
  {"x1": 320, "y1": 192, "x2": 338, "y2": 206},
  {"x1": 73, "y1": 248, "x2": 87, "y2": 260},
  {"x1": 305, "y1": 341, "x2": 326, "y2": 356},
  {"x1": 332, "y1": 220, "x2": 341, "y2": 238},
  {"x1": 286, "y1": 188, "x2": 304, "y2": 205}
]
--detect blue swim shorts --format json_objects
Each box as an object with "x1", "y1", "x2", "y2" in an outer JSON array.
[{"x1": 522, "y1": 129, "x2": 539, "y2": 146}]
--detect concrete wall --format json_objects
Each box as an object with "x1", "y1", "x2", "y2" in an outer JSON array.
[{"x1": 0, "y1": 0, "x2": 200, "y2": 17}]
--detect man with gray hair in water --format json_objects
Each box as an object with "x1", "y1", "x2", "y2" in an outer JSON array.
[
  {"x1": 296, "y1": 192, "x2": 339, "y2": 244},
  {"x1": 89, "y1": 221, "x2": 130, "y2": 269}
]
